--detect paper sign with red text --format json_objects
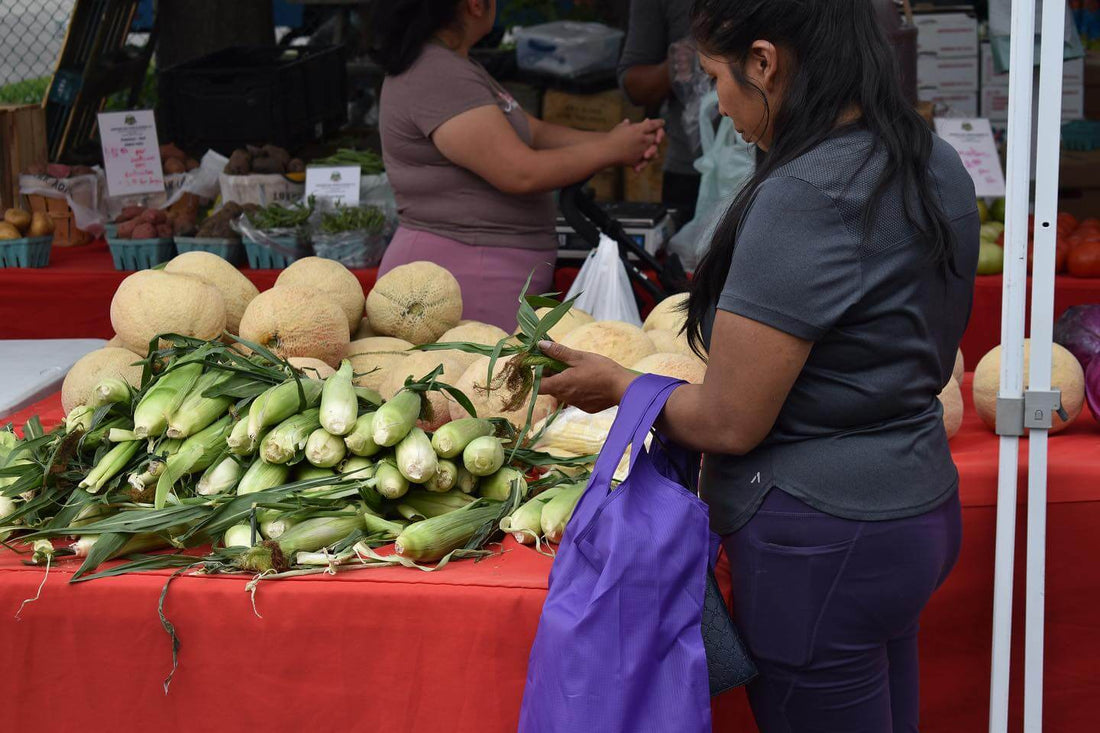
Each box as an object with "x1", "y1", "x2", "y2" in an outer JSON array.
[
  {"x1": 97, "y1": 110, "x2": 165, "y2": 197},
  {"x1": 934, "y1": 118, "x2": 1006, "y2": 198}
]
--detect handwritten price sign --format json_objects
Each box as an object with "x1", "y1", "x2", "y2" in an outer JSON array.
[
  {"x1": 934, "y1": 118, "x2": 1006, "y2": 198},
  {"x1": 97, "y1": 110, "x2": 166, "y2": 197}
]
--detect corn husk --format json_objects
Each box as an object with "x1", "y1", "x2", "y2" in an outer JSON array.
[
  {"x1": 500, "y1": 484, "x2": 570, "y2": 544},
  {"x1": 247, "y1": 378, "x2": 323, "y2": 441},
  {"x1": 166, "y1": 369, "x2": 234, "y2": 439},
  {"x1": 395, "y1": 427, "x2": 437, "y2": 483},
  {"x1": 224, "y1": 523, "x2": 255, "y2": 548},
  {"x1": 64, "y1": 405, "x2": 95, "y2": 434},
  {"x1": 154, "y1": 415, "x2": 234, "y2": 508},
  {"x1": 375, "y1": 459, "x2": 410, "y2": 500},
  {"x1": 304, "y1": 428, "x2": 346, "y2": 468},
  {"x1": 455, "y1": 465, "x2": 478, "y2": 495},
  {"x1": 91, "y1": 377, "x2": 132, "y2": 407},
  {"x1": 479, "y1": 467, "x2": 527, "y2": 502},
  {"x1": 133, "y1": 362, "x2": 204, "y2": 438},
  {"x1": 394, "y1": 499, "x2": 503, "y2": 562},
  {"x1": 237, "y1": 510, "x2": 365, "y2": 573},
  {"x1": 344, "y1": 412, "x2": 381, "y2": 457},
  {"x1": 237, "y1": 459, "x2": 291, "y2": 495},
  {"x1": 462, "y1": 435, "x2": 504, "y2": 477},
  {"x1": 541, "y1": 482, "x2": 586, "y2": 542},
  {"x1": 197, "y1": 455, "x2": 244, "y2": 496},
  {"x1": 320, "y1": 360, "x2": 358, "y2": 436},
  {"x1": 79, "y1": 440, "x2": 141, "y2": 493},
  {"x1": 259, "y1": 408, "x2": 321, "y2": 464},
  {"x1": 260, "y1": 513, "x2": 298, "y2": 540},
  {"x1": 425, "y1": 459, "x2": 459, "y2": 493},
  {"x1": 398, "y1": 489, "x2": 476, "y2": 520},
  {"x1": 371, "y1": 389, "x2": 420, "y2": 447},
  {"x1": 431, "y1": 417, "x2": 493, "y2": 459}
]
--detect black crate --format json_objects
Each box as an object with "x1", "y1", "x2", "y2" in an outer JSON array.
[{"x1": 159, "y1": 45, "x2": 347, "y2": 155}]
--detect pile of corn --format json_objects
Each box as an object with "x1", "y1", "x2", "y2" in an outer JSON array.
[{"x1": 0, "y1": 336, "x2": 590, "y2": 579}]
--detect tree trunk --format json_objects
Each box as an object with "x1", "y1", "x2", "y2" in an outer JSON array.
[{"x1": 156, "y1": 0, "x2": 275, "y2": 70}]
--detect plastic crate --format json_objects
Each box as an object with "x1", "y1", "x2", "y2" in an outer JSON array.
[
  {"x1": 515, "y1": 22, "x2": 624, "y2": 78},
  {"x1": 0, "y1": 235, "x2": 52, "y2": 268},
  {"x1": 104, "y1": 222, "x2": 118, "y2": 239},
  {"x1": 174, "y1": 236, "x2": 245, "y2": 266},
  {"x1": 243, "y1": 235, "x2": 309, "y2": 269},
  {"x1": 159, "y1": 46, "x2": 347, "y2": 154},
  {"x1": 1062, "y1": 120, "x2": 1100, "y2": 152},
  {"x1": 107, "y1": 237, "x2": 176, "y2": 270}
]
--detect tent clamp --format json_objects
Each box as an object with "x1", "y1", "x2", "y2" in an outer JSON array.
[{"x1": 996, "y1": 390, "x2": 1068, "y2": 436}]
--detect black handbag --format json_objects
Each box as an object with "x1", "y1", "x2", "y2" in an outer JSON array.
[{"x1": 702, "y1": 563, "x2": 757, "y2": 696}]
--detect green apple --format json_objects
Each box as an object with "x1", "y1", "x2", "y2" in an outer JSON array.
[
  {"x1": 977, "y1": 242, "x2": 1004, "y2": 275},
  {"x1": 976, "y1": 200, "x2": 990, "y2": 224},
  {"x1": 980, "y1": 221, "x2": 1005, "y2": 244},
  {"x1": 990, "y1": 198, "x2": 1006, "y2": 222}
]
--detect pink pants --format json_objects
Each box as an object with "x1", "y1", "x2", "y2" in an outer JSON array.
[{"x1": 378, "y1": 226, "x2": 556, "y2": 332}]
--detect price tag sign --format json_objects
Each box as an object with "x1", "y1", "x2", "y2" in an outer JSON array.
[
  {"x1": 97, "y1": 110, "x2": 165, "y2": 197},
  {"x1": 934, "y1": 118, "x2": 1006, "y2": 198},
  {"x1": 305, "y1": 166, "x2": 361, "y2": 208}
]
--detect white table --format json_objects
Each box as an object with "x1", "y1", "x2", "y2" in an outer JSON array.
[{"x1": 0, "y1": 339, "x2": 106, "y2": 416}]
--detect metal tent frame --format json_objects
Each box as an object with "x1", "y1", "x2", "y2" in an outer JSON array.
[{"x1": 989, "y1": 1, "x2": 1068, "y2": 731}]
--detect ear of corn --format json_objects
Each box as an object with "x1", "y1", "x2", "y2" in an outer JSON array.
[
  {"x1": 395, "y1": 427, "x2": 437, "y2": 483},
  {"x1": 355, "y1": 386, "x2": 383, "y2": 406},
  {"x1": 65, "y1": 405, "x2": 95, "y2": 434},
  {"x1": 320, "y1": 360, "x2": 358, "y2": 436},
  {"x1": 339, "y1": 456, "x2": 374, "y2": 479},
  {"x1": 226, "y1": 404, "x2": 259, "y2": 455},
  {"x1": 455, "y1": 465, "x2": 478, "y2": 495},
  {"x1": 71, "y1": 532, "x2": 171, "y2": 559},
  {"x1": 91, "y1": 377, "x2": 131, "y2": 407},
  {"x1": 154, "y1": 415, "x2": 235, "y2": 508},
  {"x1": 133, "y1": 362, "x2": 204, "y2": 438},
  {"x1": 223, "y1": 523, "x2": 255, "y2": 548},
  {"x1": 259, "y1": 408, "x2": 321, "y2": 465},
  {"x1": 197, "y1": 454, "x2": 244, "y2": 496},
  {"x1": 237, "y1": 510, "x2": 366, "y2": 573},
  {"x1": 344, "y1": 412, "x2": 381, "y2": 457},
  {"x1": 260, "y1": 513, "x2": 298, "y2": 540},
  {"x1": 425, "y1": 459, "x2": 458, "y2": 493},
  {"x1": 394, "y1": 499, "x2": 503, "y2": 562},
  {"x1": 371, "y1": 390, "x2": 420, "y2": 447},
  {"x1": 462, "y1": 436, "x2": 505, "y2": 477},
  {"x1": 127, "y1": 437, "x2": 183, "y2": 490},
  {"x1": 166, "y1": 370, "x2": 234, "y2": 439},
  {"x1": 79, "y1": 440, "x2": 141, "y2": 493},
  {"x1": 431, "y1": 418, "x2": 494, "y2": 458},
  {"x1": 107, "y1": 428, "x2": 139, "y2": 443},
  {"x1": 304, "y1": 428, "x2": 347, "y2": 468},
  {"x1": 82, "y1": 417, "x2": 130, "y2": 449},
  {"x1": 296, "y1": 464, "x2": 336, "y2": 482},
  {"x1": 400, "y1": 489, "x2": 476, "y2": 519},
  {"x1": 374, "y1": 459, "x2": 409, "y2": 500},
  {"x1": 540, "y1": 482, "x2": 586, "y2": 543},
  {"x1": 247, "y1": 378, "x2": 323, "y2": 441},
  {"x1": 237, "y1": 459, "x2": 291, "y2": 495},
  {"x1": 479, "y1": 467, "x2": 528, "y2": 502},
  {"x1": 500, "y1": 484, "x2": 570, "y2": 544},
  {"x1": 362, "y1": 508, "x2": 407, "y2": 538}
]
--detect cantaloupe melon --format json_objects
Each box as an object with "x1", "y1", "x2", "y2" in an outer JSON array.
[
  {"x1": 238, "y1": 285, "x2": 349, "y2": 368},
  {"x1": 952, "y1": 349, "x2": 965, "y2": 383},
  {"x1": 643, "y1": 293, "x2": 689, "y2": 332},
  {"x1": 972, "y1": 340, "x2": 1085, "y2": 434},
  {"x1": 365, "y1": 262, "x2": 463, "y2": 344},
  {"x1": 380, "y1": 350, "x2": 469, "y2": 431},
  {"x1": 347, "y1": 337, "x2": 414, "y2": 391},
  {"x1": 560, "y1": 321, "x2": 656, "y2": 367},
  {"x1": 938, "y1": 378, "x2": 964, "y2": 439},
  {"x1": 275, "y1": 257, "x2": 365, "y2": 333},
  {"x1": 61, "y1": 347, "x2": 144, "y2": 413},
  {"x1": 437, "y1": 321, "x2": 509, "y2": 347},
  {"x1": 645, "y1": 328, "x2": 704, "y2": 360},
  {"x1": 164, "y1": 251, "x2": 259, "y2": 335},
  {"x1": 353, "y1": 318, "x2": 378, "y2": 339},
  {"x1": 449, "y1": 355, "x2": 557, "y2": 430},
  {"x1": 631, "y1": 353, "x2": 707, "y2": 384},
  {"x1": 531, "y1": 306, "x2": 594, "y2": 341},
  {"x1": 110, "y1": 271, "x2": 226, "y2": 354},
  {"x1": 287, "y1": 357, "x2": 336, "y2": 379}
]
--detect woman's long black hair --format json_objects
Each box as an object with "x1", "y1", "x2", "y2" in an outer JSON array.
[
  {"x1": 684, "y1": 0, "x2": 957, "y2": 357},
  {"x1": 366, "y1": 0, "x2": 463, "y2": 76}
]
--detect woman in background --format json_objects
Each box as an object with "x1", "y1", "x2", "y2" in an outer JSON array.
[{"x1": 369, "y1": 0, "x2": 664, "y2": 330}]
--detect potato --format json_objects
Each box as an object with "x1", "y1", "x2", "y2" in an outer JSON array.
[
  {"x1": 225, "y1": 149, "x2": 251, "y2": 175},
  {"x1": 250, "y1": 155, "x2": 284, "y2": 174},
  {"x1": 287, "y1": 158, "x2": 305, "y2": 173},
  {"x1": 185, "y1": 158, "x2": 200, "y2": 171},
  {"x1": 164, "y1": 157, "x2": 187, "y2": 174},
  {"x1": 262, "y1": 145, "x2": 290, "y2": 166},
  {"x1": 29, "y1": 211, "x2": 54, "y2": 237},
  {"x1": 25, "y1": 162, "x2": 47, "y2": 176},
  {"x1": 159, "y1": 143, "x2": 187, "y2": 161},
  {"x1": 173, "y1": 216, "x2": 197, "y2": 236},
  {"x1": 0, "y1": 222, "x2": 21, "y2": 240},
  {"x1": 4, "y1": 208, "x2": 31, "y2": 233},
  {"x1": 246, "y1": 144, "x2": 264, "y2": 158},
  {"x1": 132, "y1": 223, "x2": 157, "y2": 239}
]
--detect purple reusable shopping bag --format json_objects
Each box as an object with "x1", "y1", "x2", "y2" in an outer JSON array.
[{"x1": 519, "y1": 374, "x2": 713, "y2": 733}]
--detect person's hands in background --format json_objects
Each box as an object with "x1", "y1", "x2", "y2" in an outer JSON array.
[
  {"x1": 608, "y1": 118, "x2": 666, "y2": 173},
  {"x1": 668, "y1": 37, "x2": 700, "y2": 100}
]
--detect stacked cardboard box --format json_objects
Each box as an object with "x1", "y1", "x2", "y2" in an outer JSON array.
[
  {"x1": 915, "y1": 9, "x2": 980, "y2": 117},
  {"x1": 980, "y1": 42, "x2": 1086, "y2": 127}
]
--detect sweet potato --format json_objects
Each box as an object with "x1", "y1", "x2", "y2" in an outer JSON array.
[
  {"x1": 160, "y1": 143, "x2": 187, "y2": 162},
  {"x1": 117, "y1": 219, "x2": 138, "y2": 238},
  {"x1": 132, "y1": 223, "x2": 157, "y2": 240},
  {"x1": 250, "y1": 155, "x2": 284, "y2": 174},
  {"x1": 117, "y1": 206, "x2": 144, "y2": 223},
  {"x1": 185, "y1": 158, "x2": 200, "y2": 171},
  {"x1": 246, "y1": 144, "x2": 264, "y2": 158},
  {"x1": 25, "y1": 162, "x2": 47, "y2": 176},
  {"x1": 287, "y1": 158, "x2": 305, "y2": 173},
  {"x1": 138, "y1": 208, "x2": 167, "y2": 225},
  {"x1": 70, "y1": 165, "x2": 95, "y2": 177},
  {"x1": 164, "y1": 157, "x2": 187, "y2": 174},
  {"x1": 156, "y1": 223, "x2": 173, "y2": 238},
  {"x1": 47, "y1": 163, "x2": 71, "y2": 179},
  {"x1": 225, "y1": 149, "x2": 251, "y2": 175},
  {"x1": 262, "y1": 145, "x2": 291, "y2": 166}
]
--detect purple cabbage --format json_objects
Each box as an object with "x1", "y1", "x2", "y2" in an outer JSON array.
[
  {"x1": 1053, "y1": 305, "x2": 1100, "y2": 371},
  {"x1": 1087, "y1": 358, "x2": 1100, "y2": 425}
]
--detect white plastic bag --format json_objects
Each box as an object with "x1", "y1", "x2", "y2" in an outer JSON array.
[
  {"x1": 18, "y1": 172, "x2": 105, "y2": 234},
  {"x1": 565, "y1": 233, "x2": 642, "y2": 326},
  {"x1": 104, "y1": 150, "x2": 226, "y2": 218},
  {"x1": 668, "y1": 91, "x2": 756, "y2": 271}
]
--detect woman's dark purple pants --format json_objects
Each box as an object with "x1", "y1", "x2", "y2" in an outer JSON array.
[{"x1": 722, "y1": 489, "x2": 962, "y2": 732}]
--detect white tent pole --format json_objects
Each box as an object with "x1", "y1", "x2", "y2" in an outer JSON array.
[
  {"x1": 1024, "y1": 0, "x2": 1067, "y2": 728},
  {"x1": 989, "y1": 0, "x2": 1037, "y2": 729}
]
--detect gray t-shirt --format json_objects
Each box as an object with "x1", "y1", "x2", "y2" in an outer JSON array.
[
  {"x1": 380, "y1": 43, "x2": 558, "y2": 250},
  {"x1": 617, "y1": 0, "x2": 697, "y2": 176},
  {"x1": 701, "y1": 127, "x2": 980, "y2": 534}
]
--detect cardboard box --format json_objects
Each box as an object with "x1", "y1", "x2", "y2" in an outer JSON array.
[
  {"x1": 981, "y1": 83, "x2": 1085, "y2": 122},
  {"x1": 980, "y1": 42, "x2": 1086, "y2": 89},
  {"x1": 542, "y1": 89, "x2": 642, "y2": 202},
  {"x1": 0, "y1": 104, "x2": 47, "y2": 211},
  {"x1": 1058, "y1": 149, "x2": 1100, "y2": 220},
  {"x1": 914, "y1": 11, "x2": 979, "y2": 58},
  {"x1": 918, "y1": 53, "x2": 979, "y2": 92},
  {"x1": 1086, "y1": 50, "x2": 1100, "y2": 121},
  {"x1": 924, "y1": 92, "x2": 979, "y2": 118},
  {"x1": 623, "y1": 138, "x2": 667, "y2": 204}
]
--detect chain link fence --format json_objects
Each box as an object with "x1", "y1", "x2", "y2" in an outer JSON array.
[{"x1": 0, "y1": 0, "x2": 74, "y2": 103}]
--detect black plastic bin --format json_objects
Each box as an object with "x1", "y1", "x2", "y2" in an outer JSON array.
[{"x1": 159, "y1": 45, "x2": 347, "y2": 154}]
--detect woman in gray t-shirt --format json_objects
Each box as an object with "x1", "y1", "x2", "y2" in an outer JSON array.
[
  {"x1": 539, "y1": 0, "x2": 980, "y2": 730},
  {"x1": 368, "y1": 0, "x2": 665, "y2": 330}
]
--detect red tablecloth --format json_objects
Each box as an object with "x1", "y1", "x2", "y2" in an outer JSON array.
[
  {"x1": 2, "y1": 380, "x2": 1099, "y2": 732},
  {"x1": 961, "y1": 275, "x2": 1100, "y2": 364}
]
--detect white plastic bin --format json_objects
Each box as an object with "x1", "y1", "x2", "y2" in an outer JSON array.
[{"x1": 515, "y1": 22, "x2": 625, "y2": 78}]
